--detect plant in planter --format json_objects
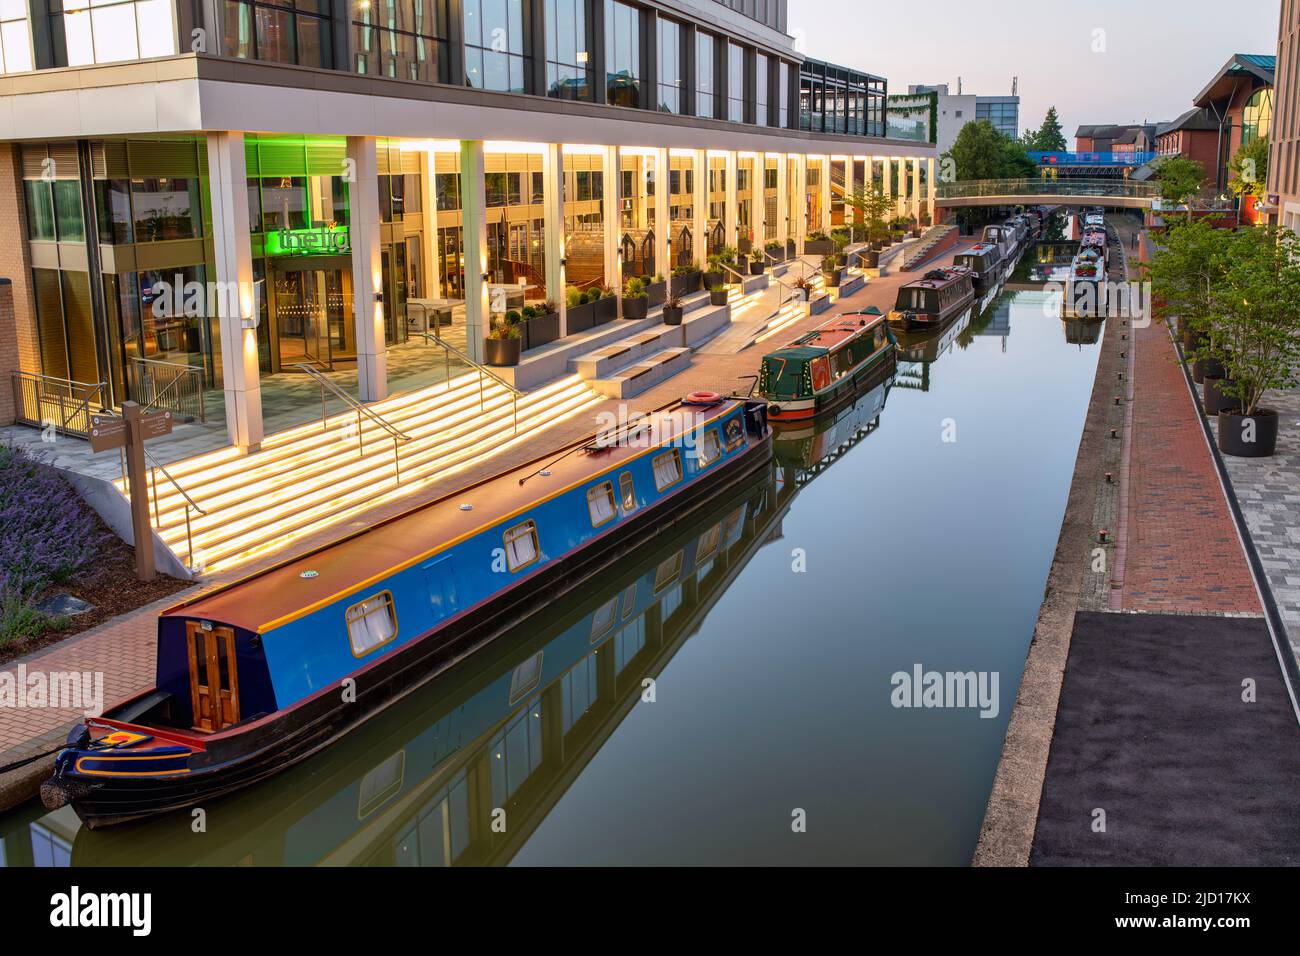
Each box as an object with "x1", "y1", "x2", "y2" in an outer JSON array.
[
  {"x1": 803, "y1": 231, "x2": 834, "y2": 256},
  {"x1": 831, "y1": 227, "x2": 851, "y2": 266},
  {"x1": 1203, "y1": 225, "x2": 1300, "y2": 457},
  {"x1": 671, "y1": 264, "x2": 701, "y2": 296},
  {"x1": 765, "y1": 239, "x2": 784, "y2": 263},
  {"x1": 705, "y1": 253, "x2": 729, "y2": 289},
  {"x1": 792, "y1": 276, "x2": 814, "y2": 303},
  {"x1": 820, "y1": 254, "x2": 842, "y2": 288},
  {"x1": 521, "y1": 300, "x2": 560, "y2": 350},
  {"x1": 662, "y1": 293, "x2": 685, "y2": 326},
  {"x1": 484, "y1": 321, "x2": 521, "y2": 367},
  {"x1": 623, "y1": 276, "x2": 649, "y2": 319},
  {"x1": 844, "y1": 182, "x2": 894, "y2": 254},
  {"x1": 708, "y1": 283, "x2": 728, "y2": 306}
]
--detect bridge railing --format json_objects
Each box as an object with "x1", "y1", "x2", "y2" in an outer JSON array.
[
  {"x1": 1028, "y1": 151, "x2": 1157, "y2": 167},
  {"x1": 936, "y1": 178, "x2": 1163, "y2": 202}
]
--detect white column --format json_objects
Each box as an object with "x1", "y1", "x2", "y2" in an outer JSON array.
[
  {"x1": 347, "y1": 136, "x2": 386, "y2": 402},
  {"x1": 207, "y1": 131, "x2": 262, "y2": 453},
  {"x1": 603, "y1": 145, "x2": 621, "y2": 301},
  {"x1": 846, "y1": 157, "x2": 859, "y2": 234},
  {"x1": 692, "y1": 149, "x2": 707, "y2": 270},
  {"x1": 820, "y1": 157, "x2": 832, "y2": 233},
  {"x1": 927, "y1": 156, "x2": 937, "y2": 226},
  {"x1": 911, "y1": 157, "x2": 922, "y2": 222},
  {"x1": 775, "y1": 153, "x2": 789, "y2": 250},
  {"x1": 793, "y1": 154, "x2": 808, "y2": 253},
  {"x1": 460, "y1": 140, "x2": 489, "y2": 363},
  {"x1": 542, "y1": 142, "x2": 565, "y2": 332},
  {"x1": 895, "y1": 158, "x2": 907, "y2": 219},
  {"x1": 724, "y1": 151, "x2": 739, "y2": 251},
  {"x1": 419, "y1": 147, "x2": 440, "y2": 300},
  {"x1": 653, "y1": 147, "x2": 670, "y2": 276},
  {"x1": 752, "y1": 155, "x2": 767, "y2": 254}
]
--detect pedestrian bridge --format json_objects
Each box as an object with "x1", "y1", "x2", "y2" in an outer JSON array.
[{"x1": 936, "y1": 179, "x2": 1161, "y2": 209}]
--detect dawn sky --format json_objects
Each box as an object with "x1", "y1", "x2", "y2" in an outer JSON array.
[{"x1": 791, "y1": 0, "x2": 1282, "y2": 143}]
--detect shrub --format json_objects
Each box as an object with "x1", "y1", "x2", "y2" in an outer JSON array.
[
  {"x1": 505, "y1": 309, "x2": 522, "y2": 324},
  {"x1": 566, "y1": 286, "x2": 584, "y2": 308},
  {"x1": 624, "y1": 276, "x2": 647, "y2": 298}
]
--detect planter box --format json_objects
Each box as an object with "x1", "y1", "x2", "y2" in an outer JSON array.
[
  {"x1": 623, "y1": 297, "x2": 649, "y2": 320},
  {"x1": 858, "y1": 250, "x2": 880, "y2": 268},
  {"x1": 804, "y1": 239, "x2": 834, "y2": 256},
  {"x1": 566, "y1": 300, "x2": 597, "y2": 334},
  {"x1": 749, "y1": 260, "x2": 765, "y2": 275},
  {"x1": 593, "y1": 295, "x2": 617, "y2": 325},
  {"x1": 672, "y1": 271, "x2": 702, "y2": 296},
  {"x1": 521, "y1": 312, "x2": 560, "y2": 351},
  {"x1": 663, "y1": 306, "x2": 684, "y2": 326},
  {"x1": 709, "y1": 288, "x2": 728, "y2": 306},
  {"x1": 764, "y1": 247, "x2": 785, "y2": 263},
  {"x1": 822, "y1": 268, "x2": 843, "y2": 288},
  {"x1": 647, "y1": 281, "x2": 667, "y2": 307},
  {"x1": 703, "y1": 270, "x2": 724, "y2": 289},
  {"x1": 1203, "y1": 377, "x2": 1240, "y2": 415},
  {"x1": 1218, "y1": 408, "x2": 1278, "y2": 457},
  {"x1": 484, "y1": 337, "x2": 521, "y2": 367},
  {"x1": 786, "y1": 240, "x2": 797, "y2": 258}
]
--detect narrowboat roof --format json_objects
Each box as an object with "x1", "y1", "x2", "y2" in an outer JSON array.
[
  {"x1": 903, "y1": 268, "x2": 969, "y2": 290},
  {"x1": 959, "y1": 244, "x2": 999, "y2": 258},
  {"x1": 161, "y1": 400, "x2": 746, "y2": 634},
  {"x1": 768, "y1": 313, "x2": 885, "y2": 359}
]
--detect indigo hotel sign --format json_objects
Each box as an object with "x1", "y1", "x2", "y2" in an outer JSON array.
[{"x1": 266, "y1": 223, "x2": 351, "y2": 257}]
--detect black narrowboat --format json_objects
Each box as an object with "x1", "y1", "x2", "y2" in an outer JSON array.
[
  {"x1": 888, "y1": 268, "x2": 976, "y2": 333},
  {"x1": 951, "y1": 242, "x2": 1004, "y2": 294}
]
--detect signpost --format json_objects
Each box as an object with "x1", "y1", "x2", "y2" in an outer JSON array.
[{"x1": 89, "y1": 401, "x2": 173, "y2": 581}]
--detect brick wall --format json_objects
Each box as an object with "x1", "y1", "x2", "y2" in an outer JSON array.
[{"x1": 0, "y1": 142, "x2": 40, "y2": 406}]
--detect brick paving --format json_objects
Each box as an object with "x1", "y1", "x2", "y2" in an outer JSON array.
[
  {"x1": 1115, "y1": 315, "x2": 1261, "y2": 615},
  {"x1": 1221, "y1": 386, "x2": 1300, "y2": 659},
  {"x1": 0, "y1": 242, "x2": 974, "y2": 785}
]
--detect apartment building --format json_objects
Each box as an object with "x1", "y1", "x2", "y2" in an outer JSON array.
[{"x1": 1267, "y1": 0, "x2": 1300, "y2": 231}]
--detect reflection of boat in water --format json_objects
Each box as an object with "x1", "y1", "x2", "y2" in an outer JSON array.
[
  {"x1": 44, "y1": 397, "x2": 772, "y2": 829},
  {"x1": 57, "y1": 466, "x2": 789, "y2": 866},
  {"x1": 893, "y1": 306, "x2": 974, "y2": 392},
  {"x1": 773, "y1": 376, "x2": 893, "y2": 483},
  {"x1": 1062, "y1": 317, "x2": 1102, "y2": 345}
]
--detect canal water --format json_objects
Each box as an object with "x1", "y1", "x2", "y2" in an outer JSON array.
[{"x1": 1, "y1": 288, "x2": 1101, "y2": 868}]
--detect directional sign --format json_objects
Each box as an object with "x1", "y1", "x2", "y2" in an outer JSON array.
[
  {"x1": 88, "y1": 414, "x2": 127, "y2": 453},
  {"x1": 138, "y1": 409, "x2": 173, "y2": 440}
]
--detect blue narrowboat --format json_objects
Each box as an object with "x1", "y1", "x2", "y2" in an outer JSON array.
[{"x1": 42, "y1": 396, "x2": 772, "y2": 828}]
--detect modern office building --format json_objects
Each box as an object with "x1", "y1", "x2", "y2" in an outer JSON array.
[
  {"x1": 1267, "y1": 0, "x2": 1300, "y2": 231},
  {"x1": 0, "y1": 0, "x2": 935, "y2": 454},
  {"x1": 908, "y1": 84, "x2": 1019, "y2": 153},
  {"x1": 1191, "y1": 53, "x2": 1275, "y2": 194}
]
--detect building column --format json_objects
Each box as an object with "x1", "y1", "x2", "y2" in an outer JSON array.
[
  {"x1": 653, "y1": 147, "x2": 670, "y2": 275},
  {"x1": 691, "y1": 149, "x2": 707, "y2": 269},
  {"x1": 419, "y1": 147, "x2": 441, "y2": 301},
  {"x1": 820, "y1": 157, "x2": 832, "y2": 233},
  {"x1": 724, "y1": 150, "x2": 739, "y2": 250},
  {"x1": 911, "y1": 157, "x2": 922, "y2": 222},
  {"x1": 895, "y1": 158, "x2": 907, "y2": 219},
  {"x1": 926, "y1": 156, "x2": 936, "y2": 226},
  {"x1": 460, "y1": 139, "x2": 489, "y2": 363},
  {"x1": 206, "y1": 131, "x2": 262, "y2": 453},
  {"x1": 751, "y1": 154, "x2": 767, "y2": 252},
  {"x1": 347, "y1": 136, "x2": 386, "y2": 401},
  {"x1": 603, "y1": 145, "x2": 621, "y2": 306},
  {"x1": 846, "y1": 157, "x2": 859, "y2": 232},
  {"x1": 543, "y1": 142, "x2": 565, "y2": 333},
  {"x1": 792, "y1": 154, "x2": 808, "y2": 253},
  {"x1": 775, "y1": 152, "x2": 789, "y2": 250}
]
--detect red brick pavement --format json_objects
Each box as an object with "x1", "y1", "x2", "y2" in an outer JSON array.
[{"x1": 1116, "y1": 318, "x2": 1261, "y2": 614}]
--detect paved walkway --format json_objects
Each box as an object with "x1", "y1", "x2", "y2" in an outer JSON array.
[
  {"x1": 0, "y1": 242, "x2": 969, "y2": 801},
  {"x1": 1222, "y1": 386, "x2": 1300, "y2": 658}
]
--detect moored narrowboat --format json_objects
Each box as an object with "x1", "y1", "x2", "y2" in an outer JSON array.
[
  {"x1": 951, "y1": 242, "x2": 1004, "y2": 293},
  {"x1": 42, "y1": 397, "x2": 772, "y2": 828},
  {"x1": 888, "y1": 268, "x2": 976, "y2": 333},
  {"x1": 758, "y1": 308, "x2": 897, "y2": 421}
]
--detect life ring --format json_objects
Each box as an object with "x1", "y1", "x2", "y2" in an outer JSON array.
[{"x1": 685, "y1": 391, "x2": 724, "y2": 405}]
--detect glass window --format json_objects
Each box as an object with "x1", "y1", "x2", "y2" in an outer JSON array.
[
  {"x1": 354, "y1": 0, "x2": 450, "y2": 83},
  {"x1": 0, "y1": 3, "x2": 34, "y2": 75},
  {"x1": 695, "y1": 32, "x2": 714, "y2": 119},
  {"x1": 95, "y1": 179, "x2": 133, "y2": 244},
  {"x1": 755, "y1": 54, "x2": 769, "y2": 127},
  {"x1": 656, "y1": 16, "x2": 682, "y2": 114},
  {"x1": 604, "y1": 0, "x2": 640, "y2": 108},
  {"x1": 1242, "y1": 88, "x2": 1273, "y2": 147},
  {"x1": 653, "y1": 551, "x2": 683, "y2": 592},
  {"x1": 346, "y1": 592, "x2": 398, "y2": 656},
  {"x1": 222, "y1": 0, "x2": 333, "y2": 68},
  {"x1": 696, "y1": 428, "x2": 722, "y2": 467},
  {"x1": 463, "y1": 0, "x2": 528, "y2": 93},
  {"x1": 508, "y1": 651, "x2": 543, "y2": 703},
  {"x1": 590, "y1": 597, "x2": 618, "y2": 641},
  {"x1": 777, "y1": 61, "x2": 789, "y2": 128},
  {"x1": 545, "y1": 0, "x2": 588, "y2": 100},
  {"x1": 50, "y1": 0, "x2": 176, "y2": 67},
  {"x1": 619, "y1": 471, "x2": 636, "y2": 512},
  {"x1": 503, "y1": 520, "x2": 540, "y2": 571},
  {"x1": 652, "y1": 449, "x2": 682, "y2": 491},
  {"x1": 587, "y1": 481, "x2": 617, "y2": 527},
  {"x1": 52, "y1": 180, "x2": 84, "y2": 242},
  {"x1": 23, "y1": 181, "x2": 55, "y2": 241},
  {"x1": 727, "y1": 43, "x2": 744, "y2": 122},
  {"x1": 131, "y1": 178, "x2": 199, "y2": 241}
]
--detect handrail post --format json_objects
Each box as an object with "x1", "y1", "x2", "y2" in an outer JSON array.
[
  {"x1": 356, "y1": 408, "x2": 363, "y2": 456},
  {"x1": 393, "y1": 437, "x2": 401, "y2": 485},
  {"x1": 150, "y1": 466, "x2": 159, "y2": 526}
]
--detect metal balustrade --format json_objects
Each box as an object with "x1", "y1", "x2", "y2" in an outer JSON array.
[
  {"x1": 10, "y1": 370, "x2": 109, "y2": 438},
  {"x1": 129, "y1": 357, "x2": 207, "y2": 423}
]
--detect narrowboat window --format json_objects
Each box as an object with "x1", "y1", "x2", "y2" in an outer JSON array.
[
  {"x1": 653, "y1": 449, "x2": 682, "y2": 491},
  {"x1": 696, "y1": 428, "x2": 722, "y2": 467},
  {"x1": 346, "y1": 591, "x2": 398, "y2": 657},
  {"x1": 722, "y1": 504, "x2": 746, "y2": 544},
  {"x1": 654, "y1": 551, "x2": 683, "y2": 592},
  {"x1": 357, "y1": 751, "x2": 405, "y2": 819},
  {"x1": 587, "y1": 482, "x2": 617, "y2": 528},
  {"x1": 621, "y1": 582, "x2": 638, "y2": 619},
  {"x1": 696, "y1": 523, "x2": 722, "y2": 562},
  {"x1": 591, "y1": 596, "x2": 619, "y2": 642},
  {"x1": 503, "y1": 520, "x2": 540, "y2": 572},
  {"x1": 509, "y1": 651, "x2": 544, "y2": 704},
  {"x1": 619, "y1": 472, "x2": 637, "y2": 513}
]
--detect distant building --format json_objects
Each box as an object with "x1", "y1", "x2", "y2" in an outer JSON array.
[
  {"x1": 910, "y1": 84, "x2": 1020, "y2": 154},
  {"x1": 1268, "y1": 0, "x2": 1300, "y2": 230},
  {"x1": 1191, "y1": 53, "x2": 1275, "y2": 194},
  {"x1": 1155, "y1": 109, "x2": 1220, "y2": 175},
  {"x1": 1075, "y1": 124, "x2": 1158, "y2": 154}
]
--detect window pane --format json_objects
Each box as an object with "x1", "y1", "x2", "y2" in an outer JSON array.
[
  {"x1": 52, "y1": 180, "x2": 85, "y2": 242},
  {"x1": 24, "y1": 181, "x2": 55, "y2": 241}
]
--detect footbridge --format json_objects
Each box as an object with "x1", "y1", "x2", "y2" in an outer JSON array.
[{"x1": 935, "y1": 179, "x2": 1161, "y2": 210}]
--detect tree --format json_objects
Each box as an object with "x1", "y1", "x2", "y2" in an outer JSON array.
[
  {"x1": 1204, "y1": 226, "x2": 1300, "y2": 415},
  {"x1": 945, "y1": 119, "x2": 1035, "y2": 180},
  {"x1": 844, "y1": 182, "x2": 896, "y2": 245},
  {"x1": 1153, "y1": 155, "x2": 1206, "y2": 219},
  {"x1": 1146, "y1": 218, "x2": 1227, "y2": 339},
  {"x1": 1024, "y1": 106, "x2": 1067, "y2": 152},
  {"x1": 1228, "y1": 135, "x2": 1269, "y2": 200}
]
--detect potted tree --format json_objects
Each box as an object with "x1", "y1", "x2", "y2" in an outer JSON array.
[
  {"x1": 623, "y1": 276, "x2": 649, "y2": 319},
  {"x1": 831, "y1": 226, "x2": 851, "y2": 266},
  {"x1": 485, "y1": 322, "x2": 521, "y2": 367},
  {"x1": 662, "y1": 293, "x2": 684, "y2": 326},
  {"x1": 704, "y1": 253, "x2": 727, "y2": 290},
  {"x1": 708, "y1": 283, "x2": 728, "y2": 307},
  {"x1": 820, "y1": 254, "x2": 842, "y2": 289},
  {"x1": 1204, "y1": 225, "x2": 1300, "y2": 457},
  {"x1": 1148, "y1": 218, "x2": 1228, "y2": 386},
  {"x1": 792, "y1": 276, "x2": 813, "y2": 303}
]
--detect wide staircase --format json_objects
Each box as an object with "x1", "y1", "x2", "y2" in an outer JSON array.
[
  {"x1": 902, "y1": 224, "x2": 960, "y2": 271},
  {"x1": 126, "y1": 369, "x2": 603, "y2": 575}
]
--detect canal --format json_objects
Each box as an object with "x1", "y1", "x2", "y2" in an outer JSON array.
[{"x1": 1, "y1": 287, "x2": 1101, "y2": 867}]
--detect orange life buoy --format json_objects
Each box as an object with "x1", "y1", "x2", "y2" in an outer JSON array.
[{"x1": 685, "y1": 391, "x2": 724, "y2": 405}]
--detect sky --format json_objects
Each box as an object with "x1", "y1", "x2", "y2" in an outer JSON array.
[{"x1": 790, "y1": 0, "x2": 1281, "y2": 142}]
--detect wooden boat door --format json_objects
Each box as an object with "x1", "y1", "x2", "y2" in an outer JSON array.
[{"x1": 186, "y1": 621, "x2": 241, "y2": 731}]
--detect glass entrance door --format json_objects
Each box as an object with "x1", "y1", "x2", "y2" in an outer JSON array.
[{"x1": 269, "y1": 257, "x2": 354, "y2": 371}]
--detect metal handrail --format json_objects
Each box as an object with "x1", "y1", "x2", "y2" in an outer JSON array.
[
  {"x1": 416, "y1": 331, "x2": 521, "y2": 436},
  {"x1": 135, "y1": 357, "x2": 206, "y2": 423},
  {"x1": 294, "y1": 363, "x2": 412, "y2": 484},
  {"x1": 142, "y1": 447, "x2": 206, "y2": 571},
  {"x1": 10, "y1": 370, "x2": 108, "y2": 438}
]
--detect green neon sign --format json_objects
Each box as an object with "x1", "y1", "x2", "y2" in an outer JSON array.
[{"x1": 265, "y1": 224, "x2": 351, "y2": 257}]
